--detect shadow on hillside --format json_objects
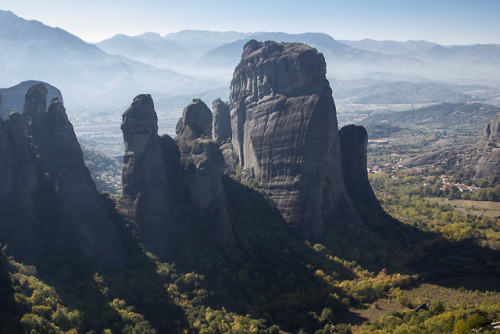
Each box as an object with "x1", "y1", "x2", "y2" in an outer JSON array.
[
  {"x1": 169, "y1": 175, "x2": 360, "y2": 332},
  {"x1": 39, "y1": 196, "x2": 189, "y2": 333},
  {"x1": 324, "y1": 202, "x2": 500, "y2": 286}
]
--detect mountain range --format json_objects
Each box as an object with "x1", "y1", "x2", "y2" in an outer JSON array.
[{"x1": 2, "y1": 9, "x2": 500, "y2": 155}]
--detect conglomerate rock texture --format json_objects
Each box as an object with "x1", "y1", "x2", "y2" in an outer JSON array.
[
  {"x1": 0, "y1": 84, "x2": 127, "y2": 268},
  {"x1": 229, "y1": 40, "x2": 362, "y2": 240}
]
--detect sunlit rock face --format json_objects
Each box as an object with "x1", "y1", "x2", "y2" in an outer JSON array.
[
  {"x1": 474, "y1": 113, "x2": 500, "y2": 179},
  {"x1": 121, "y1": 94, "x2": 178, "y2": 259},
  {"x1": 177, "y1": 99, "x2": 235, "y2": 247},
  {"x1": 0, "y1": 84, "x2": 128, "y2": 268},
  {"x1": 229, "y1": 40, "x2": 362, "y2": 241}
]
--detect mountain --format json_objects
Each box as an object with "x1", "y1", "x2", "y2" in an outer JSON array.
[
  {"x1": 332, "y1": 80, "x2": 474, "y2": 104},
  {"x1": 0, "y1": 10, "x2": 211, "y2": 109},
  {"x1": 163, "y1": 30, "x2": 260, "y2": 55},
  {"x1": 362, "y1": 103, "x2": 500, "y2": 133},
  {"x1": 340, "y1": 39, "x2": 500, "y2": 67},
  {"x1": 0, "y1": 80, "x2": 63, "y2": 119},
  {"x1": 96, "y1": 33, "x2": 193, "y2": 69},
  {"x1": 403, "y1": 113, "x2": 500, "y2": 179},
  {"x1": 197, "y1": 32, "x2": 423, "y2": 78}
]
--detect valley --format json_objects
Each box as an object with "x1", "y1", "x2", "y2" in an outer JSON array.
[{"x1": 0, "y1": 8, "x2": 499, "y2": 334}]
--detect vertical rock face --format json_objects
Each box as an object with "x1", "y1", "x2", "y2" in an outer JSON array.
[
  {"x1": 229, "y1": 40, "x2": 362, "y2": 240},
  {"x1": 339, "y1": 125, "x2": 387, "y2": 218},
  {"x1": 177, "y1": 99, "x2": 235, "y2": 246},
  {"x1": 0, "y1": 84, "x2": 128, "y2": 268},
  {"x1": 121, "y1": 94, "x2": 177, "y2": 258},
  {"x1": 212, "y1": 98, "x2": 232, "y2": 144},
  {"x1": 474, "y1": 113, "x2": 500, "y2": 179}
]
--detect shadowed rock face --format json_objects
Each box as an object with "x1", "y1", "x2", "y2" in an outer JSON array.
[
  {"x1": 177, "y1": 99, "x2": 235, "y2": 246},
  {"x1": 121, "y1": 94, "x2": 178, "y2": 259},
  {"x1": 212, "y1": 98, "x2": 231, "y2": 144},
  {"x1": 0, "y1": 84, "x2": 128, "y2": 268},
  {"x1": 339, "y1": 125, "x2": 387, "y2": 218},
  {"x1": 230, "y1": 40, "x2": 362, "y2": 240}
]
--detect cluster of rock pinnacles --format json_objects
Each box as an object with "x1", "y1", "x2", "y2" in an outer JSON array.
[{"x1": 0, "y1": 40, "x2": 386, "y2": 268}]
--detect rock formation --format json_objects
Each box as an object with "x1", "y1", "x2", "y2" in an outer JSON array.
[
  {"x1": 229, "y1": 40, "x2": 362, "y2": 240},
  {"x1": 120, "y1": 96, "x2": 235, "y2": 256},
  {"x1": 474, "y1": 113, "x2": 500, "y2": 178},
  {"x1": 212, "y1": 98, "x2": 232, "y2": 144},
  {"x1": 177, "y1": 99, "x2": 235, "y2": 246},
  {"x1": 121, "y1": 94, "x2": 178, "y2": 259},
  {"x1": 0, "y1": 83, "x2": 127, "y2": 268},
  {"x1": 403, "y1": 113, "x2": 500, "y2": 179},
  {"x1": 339, "y1": 125, "x2": 387, "y2": 218}
]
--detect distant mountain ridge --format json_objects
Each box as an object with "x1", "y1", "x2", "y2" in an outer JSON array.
[
  {"x1": 0, "y1": 10, "x2": 212, "y2": 108},
  {"x1": 362, "y1": 103, "x2": 500, "y2": 133}
]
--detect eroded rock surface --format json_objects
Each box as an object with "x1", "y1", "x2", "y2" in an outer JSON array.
[
  {"x1": 212, "y1": 98, "x2": 232, "y2": 144},
  {"x1": 0, "y1": 84, "x2": 127, "y2": 267},
  {"x1": 340, "y1": 125, "x2": 387, "y2": 218},
  {"x1": 474, "y1": 113, "x2": 500, "y2": 178},
  {"x1": 121, "y1": 94, "x2": 178, "y2": 258},
  {"x1": 177, "y1": 99, "x2": 235, "y2": 246},
  {"x1": 229, "y1": 40, "x2": 362, "y2": 240}
]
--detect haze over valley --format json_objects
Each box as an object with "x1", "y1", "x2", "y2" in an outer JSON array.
[
  {"x1": 1, "y1": 9, "x2": 500, "y2": 155},
  {"x1": 1, "y1": 3, "x2": 500, "y2": 333}
]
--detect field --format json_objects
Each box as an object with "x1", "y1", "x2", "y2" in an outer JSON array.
[{"x1": 425, "y1": 197, "x2": 500, "y2": 218}]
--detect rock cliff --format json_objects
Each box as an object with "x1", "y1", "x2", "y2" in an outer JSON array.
[
  {"x1": 229, "y1": 40, "x2": 362, "y2": 240},
  {"x1": 177, "y1": 99, "x2": 235, "y2": 246},
  {"x1": 339, "y1": 125, "x2": 387, "y2": 219},
  {"x1": 121, "y1": 94, "x2": 178, "y2": 259},
  {"x1": 474, "y1": 113, "x2": 500, "y2": 178},
  {"x1": 212, "y1": 98, "x2": 232, "y2": 144},
  {"x1": 120, "y1": 96, "x2": 235, "y2": 258},
  {"x1": 403, "y1": 113, "x2": 500, "y2": 179},
  {"x1": 0, "y1": 84, "x2": 127, "y2": 268}
]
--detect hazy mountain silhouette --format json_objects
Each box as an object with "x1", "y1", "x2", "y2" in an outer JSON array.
[
  {"x1": 0, "y1": 10, "x2": 214, "y2": 109},
  {"x1": 340, "y1": 39, "x2": 500, "y2": 67}
]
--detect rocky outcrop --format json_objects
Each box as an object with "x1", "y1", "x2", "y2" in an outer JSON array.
[
  {"x1": 474, "y1": 113, "x2": 500, "y2": 178},
  {"x1": 229, "y1": 40, "x2": 362, "y2": 240},
  {"x1": 403, "y1": 113, "x2": 500, "y2": 179},
  {"x1": 212, "y1": 98, "x2": 232, "y2": 144},
  {"x1": 121, "y1": 94, "x2": 178, "y2": 259},
  {"x1": 120, "y1": 96, "x2": 235, "y2": 255},
  {"x1": 339, "y1": 125, "x2": 387, "y2": 218},
  {"x1": 177, "y1": 99, "x2": 235, "y2": 246},
  {"x1": 0, "y1": 83, "x2": 127, "y2": 268}
]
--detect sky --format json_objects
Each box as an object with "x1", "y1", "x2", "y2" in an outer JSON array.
[{"x1": 1, "y1": 0, "x2": 500, "y2": 45}]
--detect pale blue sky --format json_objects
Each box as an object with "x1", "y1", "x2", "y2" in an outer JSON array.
[{"x1": 2, "y1": 0, "x2": 499, "y2": 45}]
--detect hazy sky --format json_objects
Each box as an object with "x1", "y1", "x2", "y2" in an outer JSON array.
[{"x1": 2, "y1": 0, "x2": 500, "y2": 45}]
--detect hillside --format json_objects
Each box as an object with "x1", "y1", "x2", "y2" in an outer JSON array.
[{"x1": 362, "y1": 103, "x2": 500, "y2": 133}]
